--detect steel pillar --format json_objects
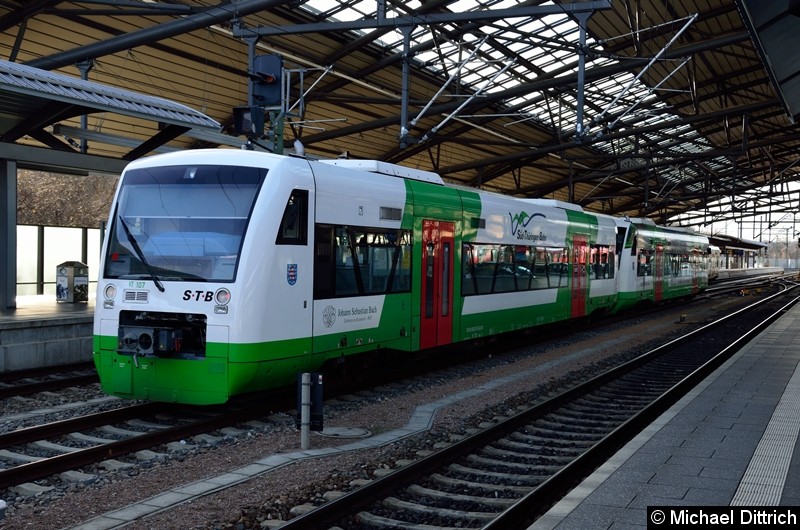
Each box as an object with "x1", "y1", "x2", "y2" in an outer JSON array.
[{"x1": 0, "y1": 159, "x2": 17, "y2": 309}]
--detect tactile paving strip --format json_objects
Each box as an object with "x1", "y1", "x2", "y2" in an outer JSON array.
[{"x1": 731, "y1": 332, "x2": 800, "y2": 506}]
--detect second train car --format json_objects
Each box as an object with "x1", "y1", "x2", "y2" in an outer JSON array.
[{"x1": 93, "y1": 150, "x2": 710, "y2": 404}]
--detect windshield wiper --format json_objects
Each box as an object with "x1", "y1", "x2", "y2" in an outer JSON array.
[{"x1": 118, "y1": 216, "x2": 165, "y2": 292}]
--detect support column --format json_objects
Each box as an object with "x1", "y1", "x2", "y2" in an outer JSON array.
[{"x1": 0, "y1": 159, "x2": 17, "y2": 309}]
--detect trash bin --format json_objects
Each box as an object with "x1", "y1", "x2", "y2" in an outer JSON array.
[{"x1": 56, "y1": 261, "x2": 89, "y2": 303}]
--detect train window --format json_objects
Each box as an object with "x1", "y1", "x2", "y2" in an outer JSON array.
[
  {"x1": 276, "y1": 190, "x2": 308, "y2": 245},
  {"x1": 313, "y1": 225, "x2": 335, "y2": 299},
  {"x1": 545, "y1": 247, "x2": 569, "y2": 288},
  {"x1": 441, "y1": 242, "x2": 450, "y2": 317},
  {"x1": 461, "y1": 245, "x2": 478, "y2": 295},
  {"x1": 314, "y1": 225, "x2": 412, "y2": 299},
  {"x1": 616, "y1": 227, "x2": 627, "y2": 256},
  {"x1": 105, "y1": 164, "x2": 266, "y2": 283},
  {"x1": 637, "y1": 249, "x2": 652, "y2": 276},
  {"x1": 589, "y1": 244, "x2": 614, "y2": 279},
  {"x1": 461, "y1": 243, "x2": 568, "y2": 295}
]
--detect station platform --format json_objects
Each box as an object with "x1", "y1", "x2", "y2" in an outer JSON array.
[
  {"x1": 714, "y1": 266, "x2": 784, "y2": 281},
  {"x1": 532, "y1": 299, "x2": 800, "y2": 529},
  {"x1": 0, "y1": 295, "x2": 94, "y2": 372}
]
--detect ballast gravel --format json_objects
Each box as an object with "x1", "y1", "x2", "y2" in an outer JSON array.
[{"x1": 0, "y1": 296, "x2": 753, "y2": 530}]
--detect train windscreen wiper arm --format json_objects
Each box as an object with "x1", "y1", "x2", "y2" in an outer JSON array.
[{"x1": 117, "y1": 216, "x2": 165, "y2": 293}]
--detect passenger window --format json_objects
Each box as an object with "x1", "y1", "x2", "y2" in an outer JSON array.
[
  {"x1": 590, "y1": 244, "x2": 614, "y2": 279},
  {"x1": 276, "y1": 190, "x2": 308, "y2": 245},
  {"x1": 313, "y1": 224, "x2": 412, "y2": 299},
  {"x1": 461, "y1": 243, "x2": 568, "y2": 294}
]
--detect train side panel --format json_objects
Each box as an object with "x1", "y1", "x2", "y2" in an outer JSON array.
[
  {"x1": 308, "y1": 160, "x2": 416, "y2": 360},
  {"x1": 456, "y1": 196, "x2": 620, "y2": 339}
]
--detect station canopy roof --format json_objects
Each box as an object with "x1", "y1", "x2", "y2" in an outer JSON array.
[{"x1": 0, "y1": 0, "x2": 799, "y2": 229}]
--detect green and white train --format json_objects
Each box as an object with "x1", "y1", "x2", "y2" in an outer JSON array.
[{"x1": 93, "y1": 150, "x2": 711, "y2": 404}]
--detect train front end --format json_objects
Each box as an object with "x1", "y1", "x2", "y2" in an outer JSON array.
[{"x1": 92, "y1": 150, "x2": 270, "y2": 405}]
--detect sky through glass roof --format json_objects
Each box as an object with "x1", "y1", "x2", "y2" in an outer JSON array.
[{"x1": 300, "y1": 0, "x2": 695, "y2": 171}]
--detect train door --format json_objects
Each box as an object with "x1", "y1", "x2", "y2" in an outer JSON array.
[
  {"x1": 420, "y1": 220, "x2": 455, "y2": 349},
  {"x1": 571, "y1": 235, "x2": 588, "y2": 318},
  {"x1": 654, "y1": 243, "x2": 664, "y2": 301}
]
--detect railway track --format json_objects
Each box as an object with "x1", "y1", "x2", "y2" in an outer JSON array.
[
  {"x1": 277, "y1": 281, "x2": 799, "y2": 530},
  {"x1": 0, "y1": 361, "x2": 97, "y2": 400},
  {"x1": 0, "y1": 395, "x2": 294, "y2": 491}
]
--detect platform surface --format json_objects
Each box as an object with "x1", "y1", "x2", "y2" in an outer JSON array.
[{"x1": 0, "y1": 295, "x2": 94, "y2": 326}]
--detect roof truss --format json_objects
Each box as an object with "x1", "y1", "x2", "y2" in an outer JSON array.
[{"x1": 0, "y1": 0, "x2": 797, "y2": 233}]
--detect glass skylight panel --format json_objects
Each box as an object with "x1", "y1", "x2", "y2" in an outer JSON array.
[
  {"x1": 515, "y1": 18, "x2": 546, "y2": 35},
  {"x1": 387, "y1": 0, "x2": 422, "y2": 12},
  {"x1": 448, "y1": 0, "x2": 481, "y2": 13},
  {"x1": 293, "y1": 0, "x2": 718, "y2": 175},
  {"x1": 337, "y1": 7, "x2": 366, "y2": 21},
  {"x1": 302, "y1": 0, "x2": 343, "y2": 18},
  {"x1": 492, "y1": 0, "x2": 521, "y2": 8}
]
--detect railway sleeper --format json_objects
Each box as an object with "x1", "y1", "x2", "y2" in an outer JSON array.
[
  {"x1": 481, "y1": 445, "x2": 575, "y2": 465},
  {"x1": 30, "y1": 440, "x2": 82, "y2": 454},
  {"x1": 605, "y1": 379, "x2": 675, "y2": 394},
  {"x1": 429, "y1": 473, "x2": 531, "y2": 496},
  {"x1": 565, "y1": 401, "x2": 637, "y2": 417},
  {"x1": 466, "y1": 454, "x2": 563, "y2": 474},
  {"x1": 522, "y1": 421, "x2": 607, "y2": 439},
  {"x1": 447, "y1": 463, "x2": 546, "y2": 487},
  {"x1": 508, "y1": 430, "x2": 596, "y2": 448},
  {"x1": 556, "y1": 402, "x2": 635, "y2": 419},
  {"x1": 69, "y1": 432, "x2": 116, "y2": 444},
  {"x1": 544, "y1": 411, "x2": 625, "y2": 430},
  {"x1": 382, "y1": 495, "x2": 497, "y2": 524},
  {"x1": 572, "y1": 395, "x2": 642, "y2": 412},
  {"x1": 406, "y1": 484, "x2": 517, "y2": 509},
  {"x1": 356, "y1": 510, "x2": 467, "y2": 530},
  {"x1": 493, "y1": 437, "x2": 586, "y2": 457},
  {"x1": 99, "y1": 425, "x2": 147, "y2": 437},
  {"x1": 0, "y1": 449, "x2": 43, "y2": 463},
  {"x1": 126, "y1": 419, "x2": 171, "y2": 430},
  {"x1": 585, "y1": 389, "x2": 648, "y2": 406}
]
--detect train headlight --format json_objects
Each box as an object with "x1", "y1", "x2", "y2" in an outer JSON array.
[
  {"x1": 103, "y1": 283, "x2": 117, "y2": 308},
  {"x1": 104, "y1": 284, "x2": 117, "y2": 299},
  {"x1": 215, "y1": 288, "x2": 231, "y2": 305},
  {"x1": 214, "y1": 288, "x2": 231, "y2": 314}
]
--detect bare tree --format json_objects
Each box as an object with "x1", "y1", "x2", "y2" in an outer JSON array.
[{"x1": 17, "y1": 170, "x2": 118, "y2": 228}]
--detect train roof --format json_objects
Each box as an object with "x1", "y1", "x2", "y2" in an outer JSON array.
[
  {"x1": 318, "y1": 159, "x2": 444, "y2": 185},
  {"x1": 520, "y1": 198, "x2": 584, "y2": 212}
]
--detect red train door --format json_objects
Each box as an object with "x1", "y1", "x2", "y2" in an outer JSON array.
[
  {"x1": 420, "y1": 220, "x2": 455, "y2": 350},
  {"x1": 571, "y1": 235, "x2": 588, "y2": 318},
  {"x1": 654, "y1": 244, "x2": 664, "y2": 301}
]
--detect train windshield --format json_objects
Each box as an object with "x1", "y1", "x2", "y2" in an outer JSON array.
[{"x1": 103, "y1": 164, "x2": 267, "y2": 283}]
